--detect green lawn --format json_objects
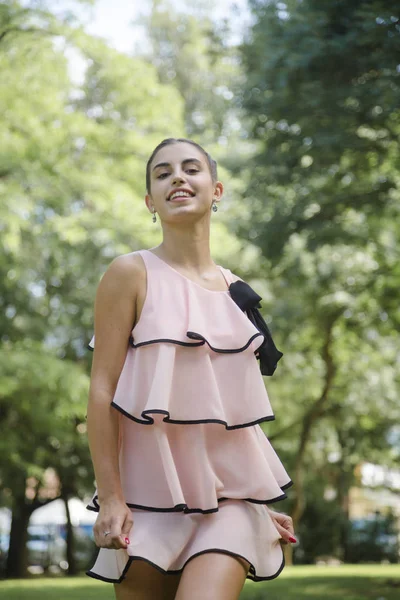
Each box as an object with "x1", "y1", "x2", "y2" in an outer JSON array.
[
  {"x1": 242, "y1": 564, "x2": 400, "y2": 600},
  {"x1": 0, "y1": 565, "x2": 399, "y2": 600}
]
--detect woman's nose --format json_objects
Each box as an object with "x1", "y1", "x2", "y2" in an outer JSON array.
[{"x1": 172, "y1": 173, "x2": 186, "y2": 185}]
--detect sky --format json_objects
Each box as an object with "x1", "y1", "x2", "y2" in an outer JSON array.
[
  {"x1": 56, "y1": 0, "x2": 250, "y2": 84},
  {"x1": 72, "y1": 0, "x2": 250, "y2": 54},
  {"x1": 73, "y1": 0, "x2": 149, "y2": 54}
]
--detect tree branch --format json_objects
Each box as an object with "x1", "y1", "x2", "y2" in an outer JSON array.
[{"x1": 0, "y1": 27, "x2": 56, "y2": 45}]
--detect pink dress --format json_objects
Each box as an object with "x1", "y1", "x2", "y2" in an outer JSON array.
[{"x1": 86, "y1": 249, "x2": 292, "y2": 583}]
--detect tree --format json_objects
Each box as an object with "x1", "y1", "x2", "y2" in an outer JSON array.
[
  {"x1": 0, "y1": 342, "x2": 90, "y2": 577},
  {"x1": 240, "y1": 0, "x2": 400, "y2": 256},
  {"x1": 239, "y1": 0, "x2": 400, "y2": 563},
  {"x1": 139, "y1": 0, "x2": 243, "y2": 143}
]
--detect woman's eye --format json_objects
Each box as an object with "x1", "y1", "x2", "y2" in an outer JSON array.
[{"x1": 156, "y1": 168, "x2": 198, "y2": 179}]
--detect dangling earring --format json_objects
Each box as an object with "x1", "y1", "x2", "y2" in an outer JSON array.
[
  {"x1": 152, "y1": 210, "x2": 157, "y2": 223},
  {"x1": 212, "y1": 198, "x2": 218, "y2": 212}
]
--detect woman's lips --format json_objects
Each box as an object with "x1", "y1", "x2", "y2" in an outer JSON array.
[{"x1": 168, "y1": 194, "x2": 195, "y2": 202}]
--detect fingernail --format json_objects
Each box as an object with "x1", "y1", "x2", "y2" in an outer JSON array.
[
  {"x1": 289, "y1": 536, "x2": 297, "y2": 543},
  {"x1": 125, "y1": 537, "x2": 130, "y2": 544}
]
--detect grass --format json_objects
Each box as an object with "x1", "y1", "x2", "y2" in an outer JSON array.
[
  {"x1": 242, "y1": 564, "x2": 400, "y2": 600},
  {"x1": 0, "y1": 565, "x2": 399, "y2": 599}
]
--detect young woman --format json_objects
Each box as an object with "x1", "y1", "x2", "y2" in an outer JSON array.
[{"x1": 86, "y1": 138, "x2": 296, "y2": 600}]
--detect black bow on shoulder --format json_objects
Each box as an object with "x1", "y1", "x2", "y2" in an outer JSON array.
[{"x1": 229, "y1": 280, "x2": 283, "y2": 376}]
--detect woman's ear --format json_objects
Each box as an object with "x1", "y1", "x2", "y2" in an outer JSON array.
[
  {"x1": 145, "y1": 194, "x2": 154, "y2": 213},
  {"x1": 213, "y1": 181, "x2": 224, "y2": 200}
]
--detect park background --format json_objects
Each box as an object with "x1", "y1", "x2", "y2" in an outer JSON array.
[{"x1": 0, "y1": 0, "x2": 399, "y2": 597}]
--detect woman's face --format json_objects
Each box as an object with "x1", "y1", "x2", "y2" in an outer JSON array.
[{"x1": 145, "y1": 142, "x2": 223, "y2": 223}]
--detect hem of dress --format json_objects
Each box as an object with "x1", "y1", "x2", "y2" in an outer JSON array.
[
  {"x1": 110, "y1": 401, "x2": 276, "y2": 430},
  {"x1": 280, "y1": 480, "x2": 294, "y2": 491},
  {"x1": 86, "y1": 485, "x2": 293, "y2": 515},
  {"x1": 86, "y1": 547, "x2": 285, "y2": 584}
]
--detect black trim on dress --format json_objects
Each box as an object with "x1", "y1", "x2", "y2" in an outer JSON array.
[
  {"x1": 185, "y1": 331, "x2": 263, "y2": 353},
  {"x1": 89, "y1": 331, "x2": 262, "y2": 354},
  {"x1": 86, "y1": 548, "x2": 285, "y2": 584},
  {"x1": 280, "y1": 480, "x2": 294, "y2": 491},
  {"x1": 86, "y1": 484, "x2": 294, "y2": 515},
  {"x1": 128, "y1": 331, "x2": 263, "y2": 353},
  {"x1": 110, "y1": 401, "x2": 276, "y2": 429},
  {"x1": 129, "y1": 336, "x2": 204, "y2": 349}
]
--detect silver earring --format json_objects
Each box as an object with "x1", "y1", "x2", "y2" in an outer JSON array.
[
  {"x1": 212, "y1": 199, "x2": 218, "y2": 212},
  {"x1": 152, "y1": 210, "x2": 157, "y2": 223}
]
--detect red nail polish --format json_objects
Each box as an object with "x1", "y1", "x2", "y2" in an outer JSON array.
[
  {"x1": 125, "y1": 537, "x2": 130, "y2": 544},
  {"x1": 289, "y1": 536, "x2": 297, "y2": 543}
]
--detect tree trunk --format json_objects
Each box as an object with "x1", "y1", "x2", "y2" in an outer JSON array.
[
  {"x1": 5, "y1": 481, "x2": 61, "y2": 579},
  {"x1": 336, "y1": 428, "x2": 354, "y2": 562},
  {"x1": 337, "y1": 479, "x2": 351, "y2": 562},
  {"x1": 63, "y1": 492, "x2": 78, "y2": 576},
  {"x1": 288, "y1": 321, "x2": 337, "y2": 564},
  {"x1": 283, "y1": 541, "x2": 294, "y2": 566},
  {"x1": 6, "y1": 497, "x2": 31, "y2": 578}
]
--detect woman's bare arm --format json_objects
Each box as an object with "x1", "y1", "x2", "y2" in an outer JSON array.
[{"x1": 87, "y1": 252, "x2": 145, "y2": 549}]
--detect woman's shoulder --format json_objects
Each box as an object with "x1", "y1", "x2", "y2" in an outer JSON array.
[
  {"x1": 108, "y1": 250, "x2": 146, "y2": 272},
  {"x1": 102, "y1": 251, "x2": 147, "y2": 291}
]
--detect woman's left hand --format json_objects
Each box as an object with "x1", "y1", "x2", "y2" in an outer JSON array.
[{"x1": 268, "y1": 508, "x2": 297, "y2": 544}]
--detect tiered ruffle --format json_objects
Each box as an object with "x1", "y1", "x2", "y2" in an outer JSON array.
[
  {"x1": 88, "y1": 342, "x2": 276, "y2": 429},
  {"x1": 87, "y1": 500, "x2": 286, "y2": 583},
  {"x1": 87, "y1": 416, "x2": 292, "y2": 514}
]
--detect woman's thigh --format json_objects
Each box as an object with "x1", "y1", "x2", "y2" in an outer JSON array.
[
  {"x1": 174, "y1": 552, "x2": 250, "y2": 600},
  {"x1": 114, "y1": 559, "x2": 181, "y2": 600}
]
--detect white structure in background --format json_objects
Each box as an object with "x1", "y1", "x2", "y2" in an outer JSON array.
[
  {"x1": 0, "y1": 508, "x2": 10, "y2": 532},
  {"x1": 29, "y1": 498, "x2": 97, "y2": 527},
  {"x1": 349, "y1": 462, "x2": 400, "y2": 522},
  {"x1": 0, "y1": 498, "x2": 96, "y2": 535},
  {"x1": 361, "y1": 462, "x2": 400, "y2": 491}
]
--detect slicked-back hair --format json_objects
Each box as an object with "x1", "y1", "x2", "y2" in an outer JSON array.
[{"x1": 146, "y1": 138, "x2": 218, "y2": 193}]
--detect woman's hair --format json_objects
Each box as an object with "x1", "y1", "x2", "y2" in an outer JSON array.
[{"x1": 146, "y1": 138, "x2": 218, "y2": 192}]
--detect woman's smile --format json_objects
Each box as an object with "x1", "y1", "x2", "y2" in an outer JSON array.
[{"x1": 167, "y1": 188, "x2": 195, "y2": 202}]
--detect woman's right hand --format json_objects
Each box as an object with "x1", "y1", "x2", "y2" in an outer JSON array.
[{"x1": 93, "y1": 497, "x2": 133, "y2": 550}]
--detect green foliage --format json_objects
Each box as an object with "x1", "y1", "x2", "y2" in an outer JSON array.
[
  {"x1": 0, "y1": 2, "x2": 185, "y2": 355},
  {"x1": 346, "y1": 509, "x2": 399, "y2": 563},
  {"x1": 241, "y1": 0, "x2": 400, "y2": 257},
  {"x1": 294, "y1": 494, "x2": 346, "y2": 564},
  {"x1": 141, "y1": 0, "x2": 241, "y2": 141},
  {"x1": 239, "y1": 0, "x2": 400, "y2": 560},
  {"x1": 0, "y1": 341, "x2": 90, "y2": 506}
]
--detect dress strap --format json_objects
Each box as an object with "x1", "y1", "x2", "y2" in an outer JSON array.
[{"x1": 218, "y1": 266, "x2": 233, "y2": 287}]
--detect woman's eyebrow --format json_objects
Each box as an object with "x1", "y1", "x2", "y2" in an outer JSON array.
[
  {"x1": 182, "y1": 158, "x2": 202, "y2": 167},
  {"x1": 152, "y1": 158, "x2": 202, "y2": 171},
  {"x1": 152, "y1": 161, "x2": 170, "y2": 171}
]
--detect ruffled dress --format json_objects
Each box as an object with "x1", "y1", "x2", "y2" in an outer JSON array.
[{"x1": 86, "y1": 249, "x2": 292, "y2": 583}]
